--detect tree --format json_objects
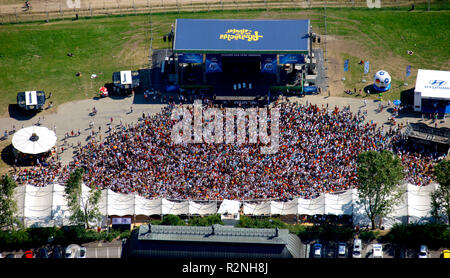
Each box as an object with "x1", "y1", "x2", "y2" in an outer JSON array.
[
  {"x1": 64, "y1": 168, "x2": 102, "y2": 229},
  {"x1": 357, "y1": 150, "x2": 405, "y2": 230},
  {"x1": 431, "y1": 160, "x2": 450, "y2": 224},
  {"x1": 0, "y1": 174, "x2": 18, "y2": 229},
  {"x1": 188, "y1": 214, "x2": 223, "y2": 226},
  {"x1": 160, "y1": 214, "x2": 185, "y2": 226}
]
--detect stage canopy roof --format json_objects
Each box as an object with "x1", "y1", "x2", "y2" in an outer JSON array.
[{"x1": 173, "y1": 19, "x2": 310, "y2": 54}]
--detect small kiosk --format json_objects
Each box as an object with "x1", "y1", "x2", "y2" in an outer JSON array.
[
  {"x1": 17, "y1": 91, "x2": 46, "y2": 111},
  {"x1": 112, "y1": 70, "x2": 140, "y2": 95}
]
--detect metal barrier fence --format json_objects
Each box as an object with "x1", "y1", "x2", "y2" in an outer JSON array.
[{"x1": 0, "y1": 0, "x2": 430, "y2": 24}]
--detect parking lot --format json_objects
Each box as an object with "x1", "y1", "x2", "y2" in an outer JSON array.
[
  {"x1": 305, "y1": 241, "x2": 447, "y2": 258},
  {"x1": 1, "y1": 240, "x2": 123, "y2": 259}
]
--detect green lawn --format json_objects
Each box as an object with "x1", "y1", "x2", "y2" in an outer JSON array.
[
  {"x1": 0, "y1": 16, "x2": 151, "y2": 115},
  {"x1": 0, "y1": 6, "x2": 449, "y2": 115}
]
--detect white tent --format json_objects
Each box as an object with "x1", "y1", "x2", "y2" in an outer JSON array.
[
  {"x1": 217, "y1": 199, "x2": 241, "y2": 215},
  {"x1": 405, "y1": 183, "x2": 437, "y2": 223},
  {"x1": 243, "y1": 201, "x2": 271, "y2": 215},
  {"x1": 135, "y1": 196, "x2": 162, "y2": 216},
  {"x1": 161, "y1": 199, "x2": 190, "y2": 215},
  {"x1": 12, "y1": 126, "x2": 57, "y2": 155},
  {"x1": 298, "y1": 195, "x2": 325, "y2": 215},
  {"x1": 102, "y1": 189, "x2": 135, "y2": 216},
  {"x1": 270, "y1": 199, "x2": 299, "y2": 215},
  {"x1": 12, "y1": 183, "x2": 441, "y2": 228},
  {"x1": 324, "y1": 191, "x2": 354, "y2": 215},
  {"x1": 188, "y1": 200, "x2": 218, "y2": 215}
]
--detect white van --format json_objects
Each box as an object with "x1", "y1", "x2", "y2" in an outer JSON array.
[
  {"x1": 352, "y1": 239, "x2": 362, "y2": 258},
  {"x1": 373, "y1": 244, "x2": 383, "y2": 258},
  {"x1": 64, "y1": 244, "x2": 86, "y2": 258}
]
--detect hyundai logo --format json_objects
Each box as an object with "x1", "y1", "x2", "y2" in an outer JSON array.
[{"x1": 429, "y1": 80, "x2": 447, "y2": 86}]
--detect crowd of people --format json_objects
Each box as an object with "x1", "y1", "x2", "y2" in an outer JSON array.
[{"x1": 12, "y1": 97, "x2": 439, "y2": 200}]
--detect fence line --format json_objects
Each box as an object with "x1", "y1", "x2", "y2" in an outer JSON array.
[{"x1": 0, "y1": 0, "x2": 429, "y2": 24}]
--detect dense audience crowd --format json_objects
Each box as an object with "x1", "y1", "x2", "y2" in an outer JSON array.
[{"x1": 13, "y1": 98, "x2": 437, "y2": 200}]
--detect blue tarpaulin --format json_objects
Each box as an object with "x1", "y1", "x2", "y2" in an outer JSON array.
[
  {"x1": 303, "y1": 86, "x2": 318, "y2": 93},
  {"x1": 173, "y1": 19, "x2": 310, "y2": 54},
  {"x1": 165, "y1": 85, "x2": 179, "y2": 92}
]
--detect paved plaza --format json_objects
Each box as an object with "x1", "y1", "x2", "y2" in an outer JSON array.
[{"x1": 0, "y1": 93, "x2": 448, "y2": 167}]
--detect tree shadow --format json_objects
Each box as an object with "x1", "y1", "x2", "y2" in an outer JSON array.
[{"x1": 0, "y1": 143, "x2": 15, "y2": 167}]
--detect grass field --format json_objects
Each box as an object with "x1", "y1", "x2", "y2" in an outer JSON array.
[{"x1": 0, "y1": 5, "x2": 449, "y2": 116}]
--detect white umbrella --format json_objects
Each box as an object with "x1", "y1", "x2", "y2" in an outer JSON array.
[{"x1": 12, "y1": 126, "x2": 57, "y2": 155}]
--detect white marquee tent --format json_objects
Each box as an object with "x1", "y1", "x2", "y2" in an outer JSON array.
[
  {"x1": 12, "y1": 126, "x2": 57, "y2": 155},
  {"x1": 12, "y1": 183, "x2": 439, "y2": 228}
]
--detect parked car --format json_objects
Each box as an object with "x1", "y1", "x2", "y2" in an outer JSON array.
[
  {"x1": 418, "y1": 245, "x2": 428, "y2": 258},
  {"x1": 64, "y1": 244, "x2": 86, "y2": 258},
  {"x1": 313, "y1": 243, "x2": 322, "y2": 258},
  {"x1": 5, "y1": 253, "x2": 15, "y2": 258},
  {"x1": 52, "y1": 247, "x2": 63, "y2": 258},
  {"x1": 37, "y1": 247, "x2": 49, "y2": 258},
  {"x1": 64, "y1": 244, "x2": 79, "y2": 258},
  {"x1": 352, "y1": 239, "x2": 362, "y2": 258},
  {"x1": 338, "y1": 242, "x2": 347, "y2": 257},
  {"x1": 372, "y1": 244, "x2": 383, "y2": 258},
  {"x1": 23, "y1": 250, "x2": 33, "y2": 258}
]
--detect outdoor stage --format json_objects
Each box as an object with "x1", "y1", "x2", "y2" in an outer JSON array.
[{"x1": 161, "y1": 18, "x2": 316, "y2": 101}]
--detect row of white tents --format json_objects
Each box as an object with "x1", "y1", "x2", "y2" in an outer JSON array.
[{"x1": 13, "y1": 183, "x2": 438, "y2": 228}]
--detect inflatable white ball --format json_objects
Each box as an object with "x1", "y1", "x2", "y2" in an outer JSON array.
[{"x1": 373, "y1": 70, "x2": 391, "y2": 91}]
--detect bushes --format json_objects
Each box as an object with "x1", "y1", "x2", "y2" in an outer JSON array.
[
  {"x1": 188, "y1": 214, "x2": 223, "y2": 226},
  {"x1": 236, "y1": 216, "x2": 288, "y2": 229},
  {"x1": 0, "y1": 226, "x2": 132, "y2": 251},
  {"x1": 293, "y1": 224, "x2": 355, "y2": 242},
  {"x1": 0, "y1": 229, "x2": 31, "y2": 250},
  {"x1": 385, "y1": 223, "x2": 450, "y2": 249},
  {"x1": 358, "y1": 229, "x2": 379, "y2": 242},
  {"x1": 160, "y1": 214, "x2": 185, "y2": 226}
]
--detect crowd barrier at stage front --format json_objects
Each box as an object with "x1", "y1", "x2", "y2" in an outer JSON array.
[{"x1": 13, "y1": 182, "x2": 440, "y2": 228}]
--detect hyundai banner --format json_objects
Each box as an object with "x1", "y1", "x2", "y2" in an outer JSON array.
[
  {"x1": 205, "y1": 54, "x2": 222, "y2": 73},
  {"x1": 261, "y1": 54, "x2": 277, "y2": 74}
]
